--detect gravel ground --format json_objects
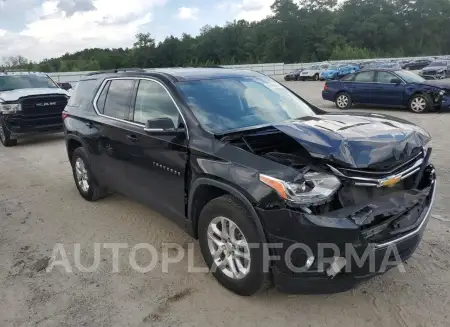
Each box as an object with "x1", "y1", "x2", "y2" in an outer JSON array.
[{"x1": 1, "y1": 79, "x2": 449, "y2": 327}]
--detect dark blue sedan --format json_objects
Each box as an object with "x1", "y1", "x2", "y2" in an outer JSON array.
[{"x1": 322, "y1": 69, "x2": 450, "y2": 113}]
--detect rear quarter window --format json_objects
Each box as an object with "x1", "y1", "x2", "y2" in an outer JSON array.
[{"x1": 66, "y1": 79, "x2": 99, "y2": 108}]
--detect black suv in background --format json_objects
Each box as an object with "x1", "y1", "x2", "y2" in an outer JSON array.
[
  {"x1": 63, "y1": 68, "x2": 436, "y2": 296},
  {"x1": 0, "y1": 72, "x2": 70, "y2": 146}
]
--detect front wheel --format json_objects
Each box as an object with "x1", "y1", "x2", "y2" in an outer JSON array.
[
  {"x1": 198, "y1": 195, "x2": 270, "y2": 296},
  {"x1": 0, "y1": 120, "x2": 17, "y2": 147},
  {"x1": 313, "y1": 74, "x2": 319, "y2": 81},
  {"x1": 335, "y1": 92, "x2": 352, "y2": 110},
  {"x1": 408, "y1": 93, "x2": 431, "y2": 113}
]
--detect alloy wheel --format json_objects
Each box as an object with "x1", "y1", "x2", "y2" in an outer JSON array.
[
  {"x1": 336, "y1": 94, "x2": 349, "y2": 109},
  {"x1": 410, "y1": 96, "x2": 427, "y2": 113},
  {"x1": 75, "y1": 157, "x2": 90, "y2": 192},
  {"x1": 207, "y1": 216, "x2": 251, "y2": 280}
]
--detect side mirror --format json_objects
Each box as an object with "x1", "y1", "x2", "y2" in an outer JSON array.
[
  {"x1": 144, "y1": 117, "x2": 184, "y2": 134},
  {"x1": 58, "y1": 82, "x2": 72, "y2": 90},
  {"x1": 390, "y1": 78, "x2": 402, "y2": 84}
]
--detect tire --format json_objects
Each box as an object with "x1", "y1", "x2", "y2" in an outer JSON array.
[
  {"x1": 198, "y1": 194, "x2": 270, "y2": 296},
  {"x1": 0, "y1": 119, "x2": 17, "y2": 147},
  {"x1": 313, "y1": 73, "x2": 319, "y2": 81},
  {"x1": 295, "y1": 75, "x2": 300, "y2": 81},
  {"x1": 71, "y1": 147, "x2": 108, "y2": 201},
  {"x1": 408, "y1": 93, "x2": 432, "y2": 113},
  {"x1": 335, "y1": 92, "x2": 352, "y2": 110}
]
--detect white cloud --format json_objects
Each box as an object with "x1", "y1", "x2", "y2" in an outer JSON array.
[
  {"x1": 0, "y1": 29, "x2": 6, "y2": 37},
  {"x1": 0, "y1": 0, "x2": 167, "y2": 61},
  {"x1": 176, "y1": 7, "x2": 199, "y2": 20},
  {"x1": 219, "y1": 0, "x2": 274, "y2": 22}
]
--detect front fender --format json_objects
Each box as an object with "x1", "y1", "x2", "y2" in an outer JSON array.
[{"x1": 188, "y1": 177, "x2": 268, "y2": 243}]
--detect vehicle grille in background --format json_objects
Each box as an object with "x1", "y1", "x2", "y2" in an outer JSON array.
[{"x1": 20, "y1": 95, "x2": 68, "y2": 117}]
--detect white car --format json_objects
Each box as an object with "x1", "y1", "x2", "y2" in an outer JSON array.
[{"x1": 299, "y1": 63, "x2": 330, "y2": 81}]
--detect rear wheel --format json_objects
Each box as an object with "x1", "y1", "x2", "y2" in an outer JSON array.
[
  {"x1": 0, "y1": 120, "x2": 17, "y2": 147},
  {"x1": 198, "y1": 195, "x2": 270, "y2": 296},
  {"x1": 335, "y1": 92, "x2": 352, "y2": 110},
  {"x1": 408, "y1": 93, "x2": 431, "y2": 113},
  {"x1": 313, "y1": 73, "x2": 319, "y2": 81}
]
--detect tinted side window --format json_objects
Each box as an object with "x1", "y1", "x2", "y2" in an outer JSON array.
[
  {"x1": 67, "y1": 79, "x2": 98, "y2": 108},
  {"x1": 133, "y1": 80, "x2": 180, "y2": 125},
  {"x1": 96, "y1": 81, "x2": 110, "y2": 114},
  {"x1": 104, "y1": 79, "x2": 135, "y2": 120},
  {"x1": 376, "y1": 71, "x2": 396, "y2": 83},
  {"x1": 354, "y1": 71, "x2": 375, "y2": 82},
  {"x1": 341, "y1": 74, "x2": 355, "y2": 81}
]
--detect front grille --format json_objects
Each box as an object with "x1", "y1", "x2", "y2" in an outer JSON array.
[
  {"x1": 19, "y1": 95, "x2": 68, "y2": 117},
  {"x1": 329, "y1": 151, "x2": 424, "y2": 188}
]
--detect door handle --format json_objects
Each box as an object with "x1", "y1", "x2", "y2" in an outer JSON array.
[{"x1": 126, "y1": 134, "x2": 138, "y2": 142}]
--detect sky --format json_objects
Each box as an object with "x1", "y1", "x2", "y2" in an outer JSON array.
[{"x1": 0, "y1": 0, "x2": 275, "y2": 61}]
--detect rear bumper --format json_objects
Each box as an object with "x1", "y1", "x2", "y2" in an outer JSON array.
[
  {"x1": 322, "y1": 90, "x2": 335, "y2": 101},
  {"x1": 257, "y1": 169, "x2": 436, "y2": 294},
  {"x1": 3, "y1": 115, "x2": 63, "y2": 137}
]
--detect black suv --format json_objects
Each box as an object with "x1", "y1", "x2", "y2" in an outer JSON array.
[
  {"x1": 0, "y1": 72, "x2": 70, "y2": 146},
  {"x1": 63, "y1": 68, "x2": 436, "y2": 296}
]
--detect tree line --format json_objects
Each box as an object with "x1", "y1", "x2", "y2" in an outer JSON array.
[{"x1": 2, "y1": 0, "x2": 450, "y2": 73}]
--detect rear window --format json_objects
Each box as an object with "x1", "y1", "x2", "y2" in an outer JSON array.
[{"x1": 67, "y1": 79, "x2": 99, "y2": 108}]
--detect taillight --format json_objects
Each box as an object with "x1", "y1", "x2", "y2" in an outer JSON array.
[
  {"x1": 323, "y1": 83, "x2": 328, "y2": 91},
  {"x1": 62, "y1": 111, "x2": 69, "y2": 120}
]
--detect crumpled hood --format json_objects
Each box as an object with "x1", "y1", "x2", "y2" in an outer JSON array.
[
  {"x1": 272, "y1": 113, "x2": 431, "y2": 170},
  {"x1": 0, "y1": 88, "x2": 69, "y2": 102},
  {"x1": 418, "y1": 80, "x2": 450, "y2": 90}
]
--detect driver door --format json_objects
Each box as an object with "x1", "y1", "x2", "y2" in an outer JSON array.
[{"x1": 123, "y1": 78, "x2": 188, "y2": 225}]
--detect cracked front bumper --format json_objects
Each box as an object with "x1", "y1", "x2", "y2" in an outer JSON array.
[{"x1": 257, "y1": 169, "x2": 436, "y2": 294}]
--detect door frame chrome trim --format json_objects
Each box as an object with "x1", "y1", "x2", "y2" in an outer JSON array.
[{"x1": 92, "y1": 77, "x2": 190, "y2": 139}]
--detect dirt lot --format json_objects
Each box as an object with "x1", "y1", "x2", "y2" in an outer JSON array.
[{"x1": 1, "y1": 79, "x2": 449, "y2": 327}]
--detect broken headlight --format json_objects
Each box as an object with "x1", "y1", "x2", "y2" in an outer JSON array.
[{"x1": 259, "y1": 172, "x2": 341, "y2": 206}]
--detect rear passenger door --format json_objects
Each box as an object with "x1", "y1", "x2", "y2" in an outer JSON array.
[
  {"x1": 122, "y1": 78, "x2": 188, "y2": 224},
  {"x1": 349, "y1": 71, "x2": 377, "y2": 104},
  {"x1": 94, "y1": 78, "x2": 138, "y2": 192}
]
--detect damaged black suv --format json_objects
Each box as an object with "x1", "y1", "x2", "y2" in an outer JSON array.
[{"x1": 63, "y1": 68, "x2": 436, "y2": 296}]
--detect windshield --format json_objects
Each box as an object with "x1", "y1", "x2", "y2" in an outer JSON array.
[
  {"x1": 395, "y1": 70, "x2": 425, "y2": 83},
  {"x1": 310, "y1": 65, "x2": 319, "y2": 70},
  {"x1": 0, "y1": 74, "x2": 58, "y2": 92},
  {"x1": 176, "y1": 76, "x2": 315, "y2": 134},
  {"x1": 429, "y1": 61, "x2": 448, "y2": 67}
]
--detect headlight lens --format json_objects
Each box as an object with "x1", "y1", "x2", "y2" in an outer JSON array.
[
  {"x1": 0, "y1": 103, "x2": 21, "y2": 114},
  {"x1": 259, "y1": 171, "x2": 341, "y2": 206}
]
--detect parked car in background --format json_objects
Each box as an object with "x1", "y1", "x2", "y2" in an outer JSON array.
[
  {"x1": 320, "y1": 64, "x2": 360, "y2": 81},
  {"x1": 402, "y1": 59, "x2": 432, "y2": 70},
  {"x1": 0, "y1": 71, "x2": 70, "y2": 146},
  {"x1": 63, "y1": 67, "x2": 436, "y2": 296},
  {"x1": 419, "y1": 61, "x2": 450, "y2": 80},
  {"x1": 378, "y1": 62, "x2": 402, "y2": 69},
  {"x1": 319, "y1": 65, "x2": 344, "y2": 80},
  {"x1": 322, "y1": 68, "x2": 450, "y2": 113},
  {"x1": 299, "y1": 63, "x2": 330, "y2": 81},
  {"x1": 284, "y1": 69, "x2": 305, "y2": 81}
]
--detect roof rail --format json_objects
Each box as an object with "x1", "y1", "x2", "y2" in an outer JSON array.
[{"x1": 85, "y1": 68, "x2": 146, "y2": 76}]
